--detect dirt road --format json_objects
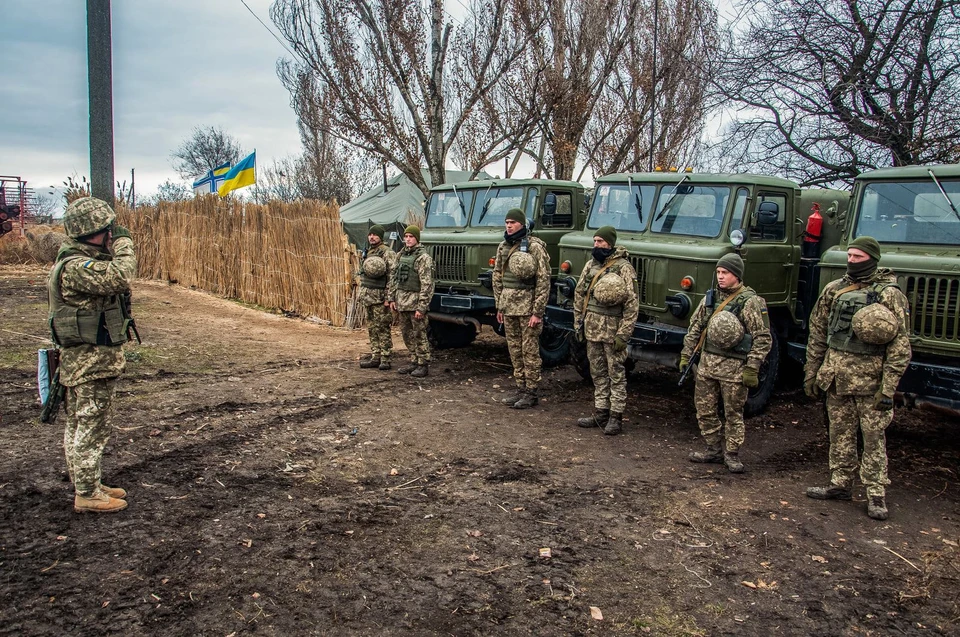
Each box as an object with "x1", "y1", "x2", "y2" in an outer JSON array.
[{"x1": 1, "y1": 266, "x2": 957, "y2": 636}]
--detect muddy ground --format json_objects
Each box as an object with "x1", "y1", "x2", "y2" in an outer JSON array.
[{"x1": 0, "y1": 265, "x2": 957, "y2": 636}]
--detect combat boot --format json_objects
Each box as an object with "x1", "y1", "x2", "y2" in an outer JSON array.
[
  {"x1": 397, "y1": 362, "x2": 418, "y2": 374},
  {"x1": 500, "y1": 389, "x2": 523, "y2": 405},
  {"x1": 688, "y1": 443, "x2": 723, "y2": 464},
  {"x1": 98, "y1": 484, "x2": 127, "y2": 499},
  {"x1": 410, "y1": 363, "x2": 429, "y2": 378},
  {"x1": 724, "y1": 452, "x2": 744, "y2": 473},
  {"x1": 805, "y1": 485, "x2": 852, "y2": 500},
  {"x1": 74, "y1": 490, "x2": 128, "y2": 514},
  {"x1": 359, "y1": 356, "x2": 381, "y2": 369},
  {"x1": 512, "y1": 390, "x2": 539, "y2": 410},
  {"x1": 378, "y1": 359, "x2": 392, "y2": 371},
  {"x1": 577, "y1": 409, "x2": 609, "y2": 428},
  {"x1": 603, "y1": 412, "x2": 623, "y2": 435},
  {"x1": 867, "y1": 496, "x2": 888, "y2": 520}
]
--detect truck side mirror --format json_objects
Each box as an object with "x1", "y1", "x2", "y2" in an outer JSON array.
[
  {"x1": 757, "y1": 201, "x2": 779, "y2": 226},
  {"x1": 583, "y1": 193, "x2": 591, "y2": 209},
  {"x1": 543, "y1": 192, "x2": 557, "y2": 218}
]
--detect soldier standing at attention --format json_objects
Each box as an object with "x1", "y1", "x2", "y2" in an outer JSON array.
[
  {"x1": 48, "y1": 197, "x2": 137, "y2": 513},
  {"x1": 804, "y1": 236, "x2": 911, "y2": 520},
  {"x1": 493, "y1": 208, "x2": 551, "y2": 409},
  {"x1": 573, "y1": 226, "x2": 639, "y2": 435},
  {"x1": 681, "y1": 254, "x2": 772, "y2": 473},
  {"x1": 358, "y1": 224, "x2": 397, "y2": 370},
  {"x1": 389, "y1": 225, "x2": 435, "y2": 378}
]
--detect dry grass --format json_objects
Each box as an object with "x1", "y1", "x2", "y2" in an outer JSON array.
[{"x1": 0, "y1": 225, "x2": 67, "y2": 265}]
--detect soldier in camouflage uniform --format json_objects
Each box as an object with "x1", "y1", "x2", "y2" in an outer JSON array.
[
  {"x1": 358, "y1": 225, "x2": 397, "y2": 370},
  {"x1": 573, "y1": 226, "x2": 639, "y2": 435},
  {"x1": 804, "y1": 236, "x2": 911, "y2": 520},
  {"x1": 493, "y1": 208, "x2": 551, "y2": 409},
  {"x1": 47, "y1": 197, "x2": 137, "y2": 514},
  {"x1": 680, "y1": 253, "x2": 772, "y2": 473},
  {"x1": 389, "y1": 225, "x2": 435, "y2": 378}
]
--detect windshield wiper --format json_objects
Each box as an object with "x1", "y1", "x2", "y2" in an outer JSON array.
[
  {"x1": 654, "y1": 175, "x2": 691, "y2": 222},
  {"x1": 629, "y1": 177, "x2": 642, "y2": 225},
  {"x1": 476, "y1": 182, "x2": 496, "y2": 225},
  {"x1": 927, "y1": 169, "x2": 960, "y2": 221}
]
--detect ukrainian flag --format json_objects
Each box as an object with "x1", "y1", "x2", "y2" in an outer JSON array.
[{"x1": 218, "y1": 151, "x2": 256, "y2": 196}]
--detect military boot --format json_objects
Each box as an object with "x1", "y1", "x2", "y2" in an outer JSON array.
[
  {"x1": 75, "y1": 490, "x2": 128, "y2": 514},
  {"x1": 397, "y1": 361, "x2": 418, "y2": 374},
  {"x1": 688, "y1": 443, "x2": 724, "y2": 463},
  {"x1": 603, "y1": 412, "x2": 623, "y2": 435},
  {"x1": 724, "y1": 452, "x2": 744, "y2": 474},
  {"x1": 867, "y1": 496, "x2": 889, "y2": 520},
  {"x1": 805, "y1": 485, "x2": 853, "y2": 500},
  {"x1": 98, "y1": 484, "x2": 127, "y2": 499},
  {"x1": 577, "y1": 409, "x2": 609, "y2": 428},
  {"x1": 359, "y1": 356, "x2": 381, "y2": 369},
  {"x1": 410, "y1": 363, "x2": 429, "y2": 378},
  {"x1": 512, "y1": 390, "x2": 539, "y2": 410},
  {"x1": 378, "y1": 359, "x2": 392, "y2": 371},
  {"x1": 500, "y1": 389, "x2": 524, "y2": 405}
]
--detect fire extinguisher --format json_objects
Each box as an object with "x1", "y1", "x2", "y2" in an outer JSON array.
[{"x1": 802, "y1": 203, "x2": 823, "y2": 258}]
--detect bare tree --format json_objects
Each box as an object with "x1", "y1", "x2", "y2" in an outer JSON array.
[
  {"x1": 272, "y1": 0, "x2": 542, "y2": 196},
  {"x1": 142, "y1": 179, "x2": 192, "y2": 206},
  {"x1": 710, "y1": 0, "x2": 960, "y2": 186},
  {"x1": 171, "y1": 126, "x2": 245, "y2": 181}
]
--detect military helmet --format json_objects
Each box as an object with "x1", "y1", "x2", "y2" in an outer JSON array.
[
  {"x1": 593, "y1": 273, "x2": 627, "y2": 306},
  {"x1": 63, "y1": 197, "x2": 115, "y2": 239},
  {"x1": 852, "y1": 303, "x2": 899, "y2": 345},
  {"x1": 364, "y1": 255, "x2": 387, "y2": 278},
  {"x1": 707, "y1": 311, "x2": 745, "y2": 350},
  {"x1": 508, "y1": 250, "x2": 537, "y2": 280}
]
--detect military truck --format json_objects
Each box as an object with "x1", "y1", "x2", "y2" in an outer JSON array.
[
  {"x1": 420, "y1": 178, "x2": 589, "y2": 364},
  {"x1": 547, "y1": 171, "x2": 849, "y2": 414}
]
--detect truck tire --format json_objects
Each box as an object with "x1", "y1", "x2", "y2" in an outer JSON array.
[
  {"x1": 745, "y1": 330, "x2": 779, "y2": 417},
  {"x1": 427, "y1": 320, "x2": 477, "y2": 350},
  {"x1": 538, "y1": 324, "x2": 571, "y2": 368}
]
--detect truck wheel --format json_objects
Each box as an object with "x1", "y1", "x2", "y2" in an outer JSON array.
[
  {"x1": 427, "y1": 320, "x2": 477, "y2": 349},
  {"x1": 539, "y1": 324, "x2": 571, "y2": 368},
  {"x1": 745, "y1": 330, "x2": 780, "y2": 417}
]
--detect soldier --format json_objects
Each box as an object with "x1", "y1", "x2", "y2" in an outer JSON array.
[
  {"x1": 389, "y1": 225, "x2": 435, "y2": 378},
  {"x1": 680, "y1": 253, "x2": 772, "y2": 473},
  {"x1": 48, "y1": 197, "x2": 137, "y2": 514},
  {"x1": 804, "y1": 236, "x2": 911, "y2": 520},
  {"x1": 573, "y1": 226, "x2": 639, "y2": 435},
  {"x1": 492, "y1": 208, "x2": 551, "y2": 409},
  {"x1": 358, "y1": 224, "x2": 397, "y2": 370}
]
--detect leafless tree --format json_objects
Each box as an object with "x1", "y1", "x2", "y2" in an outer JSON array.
[
  {"x1": 171, "y1": 126, "x2": 245, "y2": 181},
  {"x1": 709, "y1": 0, "x2": 960, "y2": 186},
  {"x1": 272, "y1": 0, "x2": 543, "y2": 196},
  {"x1": 141, "y1": 179, "x2": 193, "y2": 206}
]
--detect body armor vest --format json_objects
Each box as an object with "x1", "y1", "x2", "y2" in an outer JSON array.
[
  {"x1": 48, "y1": 256, "x2": 130, "y2": 347},
  {"x1": 827, "y1": 282, "x2": 894, "y2": 355},
  {"x1": 395, "y1": 248, "x2": 424, "y2": 292},
  {"x1": 501, "y1": 238, "x2": 535, "y2": 290},
  {"x1": 703, "y1": 288, "x2": 755, "y2": 361},
  {"x1": 360, "y1": 247, "x2": 388, "y2": 289},
  {"x1": 586, "y1": 262, "x2": 627, "y2": 317}
]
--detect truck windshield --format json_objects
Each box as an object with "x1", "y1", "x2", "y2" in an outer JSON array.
[
  {"x1": 651, "y1": 185, "x2": 730, "y2": 238},
  {"x1": 855, "y1": 179, "x2": 960, "y2": 245},
  {"x1": 587, "y1": 184, "x2": 654, "y2": 232},
  {"x1": 471, "y1": 187, "x2": 524, "y2": 227},
  {"x1": 425, "y1": 191, "x2": 471, "y2": 228}
]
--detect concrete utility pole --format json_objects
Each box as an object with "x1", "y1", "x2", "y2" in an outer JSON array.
[{"x1": 87, "y1": 0, "x2": 115, "y2": 206}]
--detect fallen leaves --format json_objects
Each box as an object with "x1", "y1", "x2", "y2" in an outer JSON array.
[
  {"x1": 590, "y1": 606, "x2": 603, "y2": 620},
  {"x1": 811, "y1": 555, "x2": 828, "y2": 563},
  {"x1": 742, "y1": 579, "x2": 778, "y2": 590}
]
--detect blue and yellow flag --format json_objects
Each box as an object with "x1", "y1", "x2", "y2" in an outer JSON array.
[
  {"x1": 218, "y1": 151, "x2": 256, "y2": 197},
  {"x1": 192, "y1": 162, "x2": 232, "y2": 195}
]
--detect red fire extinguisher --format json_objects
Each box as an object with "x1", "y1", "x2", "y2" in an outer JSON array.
[{"x1": 802, "y1": 203, "x2": 823, "y2": 258}]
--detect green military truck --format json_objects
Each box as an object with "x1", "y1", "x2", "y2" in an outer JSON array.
[
  {"x1": 547, "y1": 171, "x2": 849, "y2": 414},
  {"x1": 420, "y1": 178, "x2": 589, "y2": 364}
]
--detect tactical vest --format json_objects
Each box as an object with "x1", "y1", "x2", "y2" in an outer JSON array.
[
  {"x1": 827, "y1": 282, "x2": 896, "y2": 355},
  {"x1": 703, "y1": 288, "x2": 756, "y2": 361},
  {"x1": 360, "y1": 247, "x2": 388, "y2": 289},
  {"x1": 501, "y1": 238, "x2": 536, "y2": 290},
  {"x1": 48, "y1": 256, "x2": 130, "y2": 348},
  {"x1": 395, "y1": 248, "x2": 424, "y2": 292},
  {"x1": 586, "y1": 263, "x2": 627, "y2": 317}
]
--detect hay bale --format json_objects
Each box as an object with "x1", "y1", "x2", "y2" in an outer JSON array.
[{"x1": 27, "y1": 230, "x2": 68, "y2": 263}]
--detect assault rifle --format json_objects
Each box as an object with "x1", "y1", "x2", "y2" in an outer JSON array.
[
  {"x1": 40, "y1": 349, "x2": 66, "y2": 423},
  {"x1": 678, "y1": 288, "x2": 715, "y2": 387}
]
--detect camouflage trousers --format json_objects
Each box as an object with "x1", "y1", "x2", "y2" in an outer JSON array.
[
  {"x1": 397, "y1": 311, "x2": 431, "y2": 364},
  {"x1": 365, "y1": 302, "x2": 393, "y2": 361},
  {"x1": 587, "y1": 340, "x2": 627, "y2": 412},
  {"x1": 503, "y1": 316, "x2": 543, "y2": 390},
  {"x1": 826, "y1": 392, "x2": 893, "y2": 497},
  {"x1": 63, "y1": 378, "x2": 118, "y2": 497},
  {"x1": 694, "y1": 375, "x2": 748, "y2": 452}
]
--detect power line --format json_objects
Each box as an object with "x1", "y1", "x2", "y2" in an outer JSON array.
[{"x1": 238, "y1": 0, "x2": 303, "y2": 62}]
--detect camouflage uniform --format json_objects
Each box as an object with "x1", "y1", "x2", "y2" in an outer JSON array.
[
  {"x1": 682, "y1": 284, "x2": 772, "y2": 453},
  {"x1": 389, "y1": 244, "x2": 435, "y2": 365},
  {"x1": 804, "y1": 269, "x2": 911, "y2": 497},
  {"x1": 493, "y1": 235, "x2": 550, "y2": 392},
  {"x1": 49, "y1": 234, "x2": 137, "y2": 498},
  {"x1": 359, "y1": 243, "x2": 397, "y2": 362},
  {"x1": 573, "y1": 246, "x2": 639, "y2": 413}
]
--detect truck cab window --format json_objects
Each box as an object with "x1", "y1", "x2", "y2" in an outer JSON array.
[
  {"x1": 587, "y1": 184, "x2": 654, "y2": 232},
  {"x1": 749, "y1": 192, "x2": 787, "y2": 242},
  {"x1": 540, "y1": 191, "x2": 573, "y2": 228},
  {"x1": 426, "y1": 191, "x2": 472, "y2": 228}
]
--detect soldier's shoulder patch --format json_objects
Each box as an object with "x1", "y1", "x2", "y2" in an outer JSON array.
[{"x1": 82, "y1": 260, "x2": 95, "y2": 268}]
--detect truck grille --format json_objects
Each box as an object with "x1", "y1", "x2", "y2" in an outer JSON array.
[
  {"x1": 904, "y1": 276, "x2": 960, "y2": 341},
  {"x1": 431, "y1": 245, "x2": 468, "y2": 282},
  {"x1": 629, "y1": 255, "x2": 654, "y2": 306}
]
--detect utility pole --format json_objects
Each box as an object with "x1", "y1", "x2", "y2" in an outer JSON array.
[
  {"x1": 648, "y1": 0, "x2": 659, "y2": 172},
  {"x1": 87, "y1": 0, "x2": 115, "y2": 206}
]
